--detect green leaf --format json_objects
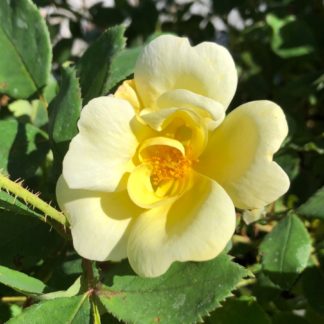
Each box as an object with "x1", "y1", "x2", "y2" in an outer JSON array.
[
  {"x1": 259, "y1": 213, "x2": 311, "y2": 289},
  {"x1": 77, "y1": 25, "x2": 126, "y2": 104},
  {"x1": 0, "y1": 265, "x2": 47, "y2": 295},
  {"x1": 204, "y1": 297, "x2": 271, "y2": 324},
  {"x1": 98, "y1": 254, "x2": 249, "y2": 324},
  {"x1": 297, "y1": 186, "x2": 324, "y2": 220},
  {"x1": 266, "y1": 14, "x2": 316, "y2": 58},
  {"x1": 0, "y1": 0, "x2": 51, "y2": 98},
  {"x1": 48, "y1": 65, "x2": 81, "y2": 174},
  {"x1": 7, "y1": 294, "x2": 91, "y2": 324},
  {"x1": 0, "y1": 119, "x2": 49, "y2": 179},
  {"x1": 108, "y1": 46, "x2": 142, "y2": 90},
  {"x1": 40, "y1": 277, "x2": 81, "y2": 300},
  {"x1": 302, "y1": 267, "x2": 324, "y2": 315}
]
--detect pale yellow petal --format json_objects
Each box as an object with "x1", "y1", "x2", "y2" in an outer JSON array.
[
  {"x1": 127, "y1": 163, "x2": 178, "y2": 209},
  {"x1": 56, "y1": 176, "x2": 141, "y2": 261},
  {"x1": 134, "y1": 35, "x2": 237, "y2": 109},
  {"x1": 193, "y1": 41, "x2": 237, "y2": 108},
  {"x1": 157, "y1": 89, "x2": 225, "y2": 130},
  {"x1": 127, "y1": 172, "x2": 236, "y2": 277},
  {"x1": 198, "y1": 100, "x2": 290, "y2": 209},
  {"x1": 63, "y1": 96, "x2": 138, "y2": 192},
  {"x1": 115, "y1": 79, "x2": 142, "y2": 112}
]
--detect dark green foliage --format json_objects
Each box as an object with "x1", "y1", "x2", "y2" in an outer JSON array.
[
  {"x1": 0, "y1": 119, "x2": 49, "y2": 179},
  {"x1": 204, "y1": 297, "x2": 271, "y2": 324}
]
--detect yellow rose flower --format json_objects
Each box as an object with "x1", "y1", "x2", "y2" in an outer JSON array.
[{"x1": 56, "y1": 35, "x2": 289, "y2": 277}]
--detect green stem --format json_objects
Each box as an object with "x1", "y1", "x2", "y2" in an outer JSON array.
[{"x1": 0, "y1": 173, "x2": 68, "y2": 226}]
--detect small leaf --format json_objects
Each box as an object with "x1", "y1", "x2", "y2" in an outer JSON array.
[
  {"x1": 204, "y1": 297, "x2": 271, "y2": 324},
  {"x1": 297, "y1": 186, "x2": 324, "y2": 220},
  {"x1": 259, "y1": 213, "x2": 311, "y2": 289},
  {"x1": 7, "y1": 294, "x2": 91, "y2": 324},
  {"x1": 0, "y1": 265, "x2": 48, "y2": 295},
  {"x1": 0, "y1": 0, "x2": 51, "y2": 98},
  {"x1": 48, "y1": 65, "x2": 82, "y2": 174},
  {"x1": 77, "y1": 25, "x2": 126, "y2": 104},
  {"x1": 40, "y1": 277, "x2": 81, "y2": 300},
  {"x1": 98, "y1": 254, "x2": 249, "y2": 324},
  {"x1": 0, "y1": 119, "x2": 49, "y2": 179}
]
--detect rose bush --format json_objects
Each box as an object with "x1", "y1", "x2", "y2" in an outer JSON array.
[{"x1": 56, "y1": 35, "x2": 289, "y2": 277}]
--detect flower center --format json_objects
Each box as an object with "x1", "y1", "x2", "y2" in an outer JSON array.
[{"x1": 145, "y1": 145, "x2": 191, "y2": 187}]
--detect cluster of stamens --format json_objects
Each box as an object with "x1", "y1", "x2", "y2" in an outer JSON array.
[{"x1": 147, "y1": 146, "x2": 191, "y2": 187}]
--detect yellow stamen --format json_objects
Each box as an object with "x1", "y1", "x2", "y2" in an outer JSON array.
[{"x1": 144, "y1": 146, "x2": 191, "y2": 187}]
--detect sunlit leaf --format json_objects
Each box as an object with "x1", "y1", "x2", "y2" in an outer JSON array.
[
  {"x1": 99, "y1": 254, "x2": 249, "y2": 324},
  {"x1": 77, "y1": 25, "x2": 126, "y2": 104},
  {"x1": 0, "y1": 0, "x2": 51, "y2": 98},
  {"x1": 260, "y1": 213, "x2": 311, "y2": 289}
]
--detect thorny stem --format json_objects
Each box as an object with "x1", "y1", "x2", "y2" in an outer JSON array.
[{"x1": 0, "y1": 173, "x2": 68, "y2": 227}]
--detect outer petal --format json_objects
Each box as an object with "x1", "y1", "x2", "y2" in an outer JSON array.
[
  {"x1": 63, "y1": 97, "x2": 138, "y2": 192},
  {"x1": 127, "y1": 172, "x2": 236, "y2": 277},
  {"x1": 56, "y1": 176, "x2": 141, "y2": 261},
  {"x1": 134, "y1": 35, "x2": 237, "y2": 109},
  {"x1": 198, "y1": 101, "x2": 290, "y2": 209}
]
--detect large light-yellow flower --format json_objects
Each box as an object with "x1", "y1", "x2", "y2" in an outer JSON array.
[{"x1": 56, "y1": 35, "x2": 290, "y2": 277}]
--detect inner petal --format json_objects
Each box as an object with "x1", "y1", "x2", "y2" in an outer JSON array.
[
  {"x1": 139, "y1": 137, "x2": 190, "y2": 187},
  {"x1": 157, "y1": 89, "x2": 225, "y2": 131},
  {"x1": 140, "y1": 108, "x2": 208, "y2": 159},
  {"x1": 127, "y1": 137, "x2": 193, "y2": 209}
]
